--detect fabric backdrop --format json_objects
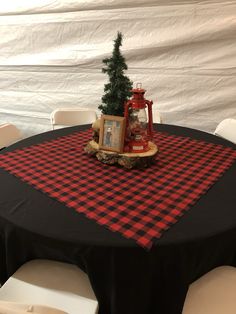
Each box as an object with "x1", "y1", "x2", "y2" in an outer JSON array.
[{"x1": 0, "y1": 0, "x2": 235, "y2": 138}]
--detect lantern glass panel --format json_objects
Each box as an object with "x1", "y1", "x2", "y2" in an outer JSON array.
[{"x1": 129, "y1": 108, "x2": 148, "y2": 138}]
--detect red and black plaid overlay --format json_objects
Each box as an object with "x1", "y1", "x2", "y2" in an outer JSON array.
[{"x1": 0, "y1": 129, "x2": 236, "y2": 249}]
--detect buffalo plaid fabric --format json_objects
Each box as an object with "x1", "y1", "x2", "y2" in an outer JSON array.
[{"x1": 0, "y1": 129, "x2": 236, "y2": 249}]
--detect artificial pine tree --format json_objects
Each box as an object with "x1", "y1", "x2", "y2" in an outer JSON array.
[{"x1": 98, "y1": 32, "x2": 133, "y2": 116}]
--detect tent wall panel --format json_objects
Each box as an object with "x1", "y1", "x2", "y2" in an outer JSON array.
[{"x1": 0, "y1": 1, "x2": 235, "y2": 137}]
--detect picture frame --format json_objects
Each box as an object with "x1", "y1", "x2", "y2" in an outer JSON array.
[{"x1": 99, "y1": 115, "x2": 126, "y2": 153}]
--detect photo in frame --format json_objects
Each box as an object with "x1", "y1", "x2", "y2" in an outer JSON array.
[{"x1": 99, "y1": 115, "x2": 126, "y2": 153}]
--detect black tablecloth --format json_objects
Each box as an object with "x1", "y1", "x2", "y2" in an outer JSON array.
[{"x1": 0, "y1": 124, "x2": 236, "y2": 314}]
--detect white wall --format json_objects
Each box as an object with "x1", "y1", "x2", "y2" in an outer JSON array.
[{"x1": 0, "y1": 0, "x2": 235, "y2": 138}]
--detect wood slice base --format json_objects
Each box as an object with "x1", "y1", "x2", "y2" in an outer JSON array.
[{"x1": 84, "y1": 140, "x2": 158, "y2": 169}]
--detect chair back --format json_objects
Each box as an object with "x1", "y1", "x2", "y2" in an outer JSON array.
[
  {"x1": 183, "y1": 266, "x2": 236, "y2": 314},
  {"x1": 152, "y1": 109, "x2": 162, "y2": 123},
  {"x1": 214, "y1": 118, "x2": 236, "y2": 144},
  {"x1": 0, "y1": 259, "x2": 98, "y2": 314},
  {"x1": 145, "y1": 108, "x2": 162, "y2": 123},
  {"x1": 0, "y1": 123, "x2": 22, "y2": 149},
  {"x1": 51, "y1": 108, "x2": 97, "y2": 129}
]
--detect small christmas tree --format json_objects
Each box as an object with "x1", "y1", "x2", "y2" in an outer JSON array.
[{"x1": 98, "y1": 32, "x2": 133, "y2": 116}]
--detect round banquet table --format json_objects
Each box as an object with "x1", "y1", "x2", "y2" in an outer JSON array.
[{"x1": 0, "y1": 124, "x2": 236, "y2": 314}]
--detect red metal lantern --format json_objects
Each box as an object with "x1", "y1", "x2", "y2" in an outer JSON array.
[{"x1": 124, "y1": 83, "x2": 153, "y2": 153}]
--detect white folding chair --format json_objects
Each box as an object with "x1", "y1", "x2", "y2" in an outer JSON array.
[
  {"x1": 214, "y1": 118, "x2": 236, "y2": 144},
  {"x1": 152, "y1": 109, "x2": 162, "y2": 123},
  {"x1": 0, "y1": 123, "x2": 22, "y2": 149},
  {"x1": 0, "y1": 259, "x2": 98, "y2": 314},
  {"x1": 50, "y1": 108, "x2": 97, "y2": 130},
  {"x1": 183, "y1": 266, "x2": 236, "y2": 314},
  {"x1": 145, "y1": 108, "x2": 162, "y2": 124}
]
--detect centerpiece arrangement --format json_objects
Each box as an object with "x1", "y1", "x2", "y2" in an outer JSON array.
[{"x1": 85, "y1": 32, "x2": 158, "y2": 169}]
